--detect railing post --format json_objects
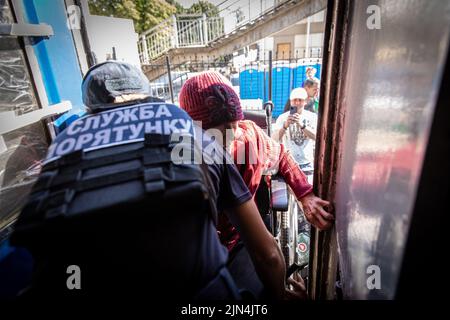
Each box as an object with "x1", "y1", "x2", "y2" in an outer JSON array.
[
  {"x1": 141, "y1": 35, "x2": 149, "y2": 64},
  {"x1": 166, "y1": 55, "x2": 175, "y2": 103},
  {"x1": 268, "y1": 50, "x2": 273, "y2": 101},
  {"x1": 172, "y1": 15, "x2": 179, "y2": 48},
  {"x1": 202, "y1": 13, "x2": 208, "y2": 45},
  {"x1": 305, "y1": 16, "x2": 311, "y2": 58}
]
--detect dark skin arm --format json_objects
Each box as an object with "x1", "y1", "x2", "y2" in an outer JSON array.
[
  {"x1": 285, "y1": 274, "x2": 308, "y2": 300},
  {"x1": 298, "y1": 192, "x2": 334, "y2": 230},
  {"x1": 271, "y1": 124, "x2": 334, "y2": 230},
  {"x1": 226, "y1": 200, "x2": 309, "y2": 299},
  {"x1": 225, "y1": 199, "x2": 286, "y2": 299}
]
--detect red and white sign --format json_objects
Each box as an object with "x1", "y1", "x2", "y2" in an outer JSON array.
[{"x1": 298, "y1": 243, "x2": 307, "y2": 253}]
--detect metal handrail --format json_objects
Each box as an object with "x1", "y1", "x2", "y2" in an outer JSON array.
[{"x1": 138, "y1": 15, "x2": 225, "y2": 63}]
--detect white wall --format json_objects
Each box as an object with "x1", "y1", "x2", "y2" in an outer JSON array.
[
  {"x1": 80, "y1": 0, "x2": 140, "y2": 67},
  {"x1": 220, "y1": 0, "x2": 276, "y2": 34},
  {"x1": 310, "y1": 33, "x2": 324, "y2": 47},
  {"x1": 263, "y1": 37, "x2": 274, "y2": 52},
  {"x1": 293, "y1": 33, "x2": 324, "y2": 57},
  {"x1": 294, "y1": 33, "x2": 324, "y2": 47}
]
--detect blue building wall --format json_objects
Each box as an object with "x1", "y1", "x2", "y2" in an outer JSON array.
[{"x1": 22, "y1": 0, "x2": 86, "y2": 128}]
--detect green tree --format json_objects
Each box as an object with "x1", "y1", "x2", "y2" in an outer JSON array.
[
  {"x1": 186, "y1": 1, "x2": 219, "y2": 17},
  {"x1": 166, "y1": 0, "x2": 185, "y2": 14},
  {"x1": 88, "y1": 0, "x2": 179, "y2": 33},
  {"x1": 88, "y1": 0, "x2": 139, "y2": 21},
  {"x1": 134, "y1": 0, "x2": 176, "y2": 33}
]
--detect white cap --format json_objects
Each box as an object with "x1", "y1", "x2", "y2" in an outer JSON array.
[{"x1": 290, "y1": 87, "x2": 308, "y2": 100}]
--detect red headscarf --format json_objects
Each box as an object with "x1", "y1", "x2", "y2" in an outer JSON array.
[{"x1": 179, "y1": 71, "x2": 243, "y2": 129}]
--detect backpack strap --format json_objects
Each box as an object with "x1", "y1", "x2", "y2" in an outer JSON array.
[
  {"x1": 193, "y1": 139, "x2": 219, "y2": 227},
  {"x1": 199, "y1": 161, "x2": 218, "y2": 227}
]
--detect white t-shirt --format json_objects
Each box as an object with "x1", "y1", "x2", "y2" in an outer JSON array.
[{"x1": 273, "y1": 109, "x2": 317, "y2": 166}]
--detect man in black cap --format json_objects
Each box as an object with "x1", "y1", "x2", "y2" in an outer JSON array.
[{"x1": 81, "y1": 60, "x2": 164, "y2": 112}]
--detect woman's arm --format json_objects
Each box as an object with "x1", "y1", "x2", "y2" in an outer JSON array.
[
  {"x1": 225, "y1": 200, "x2": 286, "y2": 299},
  {"x1": 249, "y1": 122, "x2": 334, "y2": 230},
  {"x1": 278, "y1": 145, "x2": 334, "y2": 229}
]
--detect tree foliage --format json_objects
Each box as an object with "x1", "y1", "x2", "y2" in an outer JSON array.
[
  {"x1": 88, "y1": 0, "x2": 139, "y2": 21},
  {"x1": 88, "y1": 0, "x2": 176, "y2": 33},
  {"x1": 166, "y1": 0, "x2": 185, "y2": 15},
  {"x1": 134, "y1": 0, "x2": 176, "y2": 33},
  {"x1": 186, "y1": 1, "x2": 219, "y2": 17},
  {"x1": 88, "y1": 0, "x2": 219, "y2": 34}
]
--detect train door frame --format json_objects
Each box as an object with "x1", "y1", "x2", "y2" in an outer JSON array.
[
  {"x1": 308, "y1": 0, "x2": 351, "y2": 300},
  {"x1": 310, "y1": 0, "x2": 450, "y2": 300}
]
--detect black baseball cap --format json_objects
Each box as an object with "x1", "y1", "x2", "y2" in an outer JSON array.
[{"x1": 82, "y1": 61, "x2": 154, "y2": 112}]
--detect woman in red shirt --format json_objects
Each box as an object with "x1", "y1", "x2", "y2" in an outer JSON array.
[
  {"x1": 179, "y1": 71, "x2": 333, "y2": 236},
  {"x1": 179, "y1": 71, "x2": 334, "y2": 297}
]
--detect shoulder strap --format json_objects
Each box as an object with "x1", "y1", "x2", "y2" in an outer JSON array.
[
  {"x1": 194, "y1": 140, "x2": 219, "y2": 227},
  {"x1": 199, "y1": 162, "x2": 218, "y2": 227}
]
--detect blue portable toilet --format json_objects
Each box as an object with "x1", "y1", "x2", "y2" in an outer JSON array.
[
  {"x1": 239, "y1": 66, "x2": 265, "y2": 100},
  {"x1": 292, "y1": 63, "x2": 306, "y2": 89},
  {"x1": 315, "y1": 63, "x2": 322, "y2": 79},
  {"x1": 270, "y1": 62, "x2": 292, "y2": 118}
]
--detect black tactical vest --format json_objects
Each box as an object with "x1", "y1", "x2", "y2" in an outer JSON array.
[{"x1": 11, "y1": 103, "x2": 240, "y2": 299}]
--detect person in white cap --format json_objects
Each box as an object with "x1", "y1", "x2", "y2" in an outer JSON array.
[
  {"x1": 273, "y1": 87, "x2": 317, "y2": 181},
  {"x1": 272, "y1": 87, "x2": 318, "y2": 266}
]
